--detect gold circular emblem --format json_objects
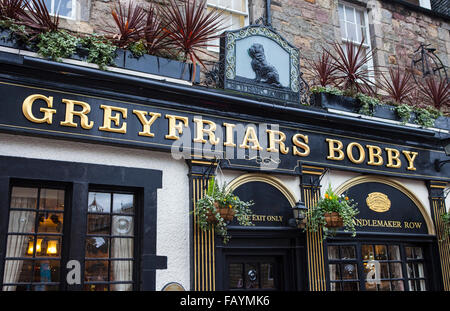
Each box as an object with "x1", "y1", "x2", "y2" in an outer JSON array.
[{"x1": 366, "y1": 192, "x2": 391, "y2": 213}]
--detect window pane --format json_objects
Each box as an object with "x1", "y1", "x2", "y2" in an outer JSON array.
[
  {"x1": 87, "y1": 214, "x2": 110, "y2": 235},
  {"x1": 85, "y1": 260, "x2": 109, "y2": 282},
  {"x1": 8, "y1": 211, "x2": 35, "y2": 234},
  {"x1": 379, "y1": 263, "x2": 389, "y2": 279},
  {"x1": 328, "y1": 246, "x2": 339, "y2": 260},
  {"x1": 110, "y1": 260, "x2": 133, "y2": 282},
  {"x1": 111, "y1": 238, "x2": 133, "y2": 259},
  {"x1": 342, "y1": 282, "x2": 359, "y2": 291},
  {"x1": 365, "y1": 281, "x2": 377, "y2": 291},
  {"x1": 229, "y1": 263, "x2": 243, "y2": 289},
  {"x1": 54, "y1": 0, "x2": 73, "y2": 18},
  {"x1": 3, "y1": 260, "x2": 33, "y2": 288},
  {"x1": 5, "y1": 235, "x2": 34, "y2": 258},
  {"x1": 388, "y1": 245, "x2": 401, "y2": 260},
  {"x1": 260, "y1": 263, "x2": 274, "y2": 289},
  {"x1": 329, "y1": 264, "x2": 341, "y2": 280},
  {"x1": 414, "y1": 247, "x2": 423, "y2": 259},
  {"x1": 405, "y1": 247, "x2": 413, "y2": 259},
  {"x1": 11, "y1": 187, "x2": 38, "y2": 209},
  {"x1": 112, "y1": 194, "x2": 134, "y2": 214},
  {"x1": 340, "y1": 246, "x2": 356, "y2": 259},
  {"x1": 88, "y1": 192, "x2": 111, "y2": 213},
  {"x1": 342, "y1": 264, "x2": 358, "y2": 280},
  {"x1": 344, "y1": 6, "x2": 355, "y2": 23},
  {"x1": 330, "y1": 282, "x2": 341, "y2": 291},
  {"x1": 375, "y1": 245, "x2": 387, "y2": 260},
  {"x1": 85, "y1": 237, "x2": 110, "y2": 258},
  {"x1": 245, "y1": 263, "x2": 259, "y2": 289},
  {"x1": 37, "y1": 213, "x2": 63, "y2": 233},
  {"x1": 39, "y1": 189, "x2": 64, "y2": 211},
  {"x1": 390, "y1": 263, "x2": 403, "y2": 279},
  {"x1": 112, "y1": 216, "x2": 134, "y2": 236},
  {"x1": 379, "y1": 280, "x2": 391, "y2": 291},
  {"x1": 362, "y1": 245, "x2": 374, "y2": 260},
  {"x1": 38, "y1": 237, "x2": 62, "y2": 257},
  {"x1": 33, "y1": 260, "x2": 60, "y2": 283},
  {"x1": 345, "y1": 22, "x2": 357, "y2": 41},
  {"x1": 391, "y1": 280, "x2": 405, "y2": 291}
]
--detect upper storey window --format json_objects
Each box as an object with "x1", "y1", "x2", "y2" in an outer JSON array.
[
  {"x1": 207, "y1": 0, "x2": 249, "y2": 52},
  {"x1": 43, "y1": 0, "x2": 76, "y2": 19},
  {"x1": 338, "y1": 2, "x2": 375, "y2": 80},
  {"x1": 403, "y1": 0, "x2": 432, "y2": 9}
]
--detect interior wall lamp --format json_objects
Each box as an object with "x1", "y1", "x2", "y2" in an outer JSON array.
[{"x1": 434, "y1": 138, "x2": 450, "y2": 172}]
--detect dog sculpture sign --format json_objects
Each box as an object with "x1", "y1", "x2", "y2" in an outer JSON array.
[{"x1": 219, "y1": 25, "x2": 303, "y2": 105}]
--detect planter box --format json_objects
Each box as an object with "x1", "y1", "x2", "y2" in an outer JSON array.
[
  {"x1": 313, "y1": 92, "x2": 450, "y2": 130},
  {"x1": 0, "y1": 28, "x2": 28, "y2": 50},
  {"x1": 124, "y1": 51, "x2": 200, "y2": 83},
  {"x1": 311, "y1": 92, "x2": 359, "y2": 113}
]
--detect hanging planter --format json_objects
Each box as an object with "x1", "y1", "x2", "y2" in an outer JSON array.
[
  {"x1": 194, "y1": 175, "x2": 254, "y2": 244},
  {"x1": 304, "y1": 184, "x2": 359, "y2": 239},
  {"x1": 441, "y1": 212, "x2": 450, "y2": 241}
]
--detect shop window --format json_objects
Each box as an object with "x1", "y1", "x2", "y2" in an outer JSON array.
[
  {"x1": 327, "y1": 245, "x2": 360, "y2": 291},
  {"x1": 207, "y1": 0, "x2": 249, "y2": 52},
  {"x1": 328, "y1": 243, "x2": 429, "y2": 291},
  {"x1": 84, "y1": 191, "x2": 136, "y2": 291},
  {"x1": 3, "y1": 186, "x2": 65, "y2": 291}
]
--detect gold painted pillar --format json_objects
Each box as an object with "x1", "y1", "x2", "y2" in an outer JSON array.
[
  {"x1": 301, "y1": 166, "x2": 327, "y2": 291},
  {"x1": 428, "y1": 180, "x2": 450, "y2": 291},
  {"x1": 187, "y1": 160, "x2": 217, "y2": 291}
]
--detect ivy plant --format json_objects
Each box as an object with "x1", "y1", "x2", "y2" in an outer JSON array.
[
  {"x1": 442, "y1": 212, "x2": 450, "y2": 241},
  {"x1": 305, "y1": 184, "x2": 359, "y2": 239},
  {"x1": 413, "y1": 106, "x2": 441, "y2": 128},
  {"x1": 79, "y1": 34, "x2": 117, "y2": 70},
  {"x1": 193, "y1": 178, "x2": 254, "y2": 244},
  {"x1": 394, "y1": 103, "x2": 413, "y2": 124},
  {"x1": 356, "y1": 93, "x2": 381, "y2": 116},
  {"x1": 36, "y1": 30, "x2": 79, "y2": 61}
]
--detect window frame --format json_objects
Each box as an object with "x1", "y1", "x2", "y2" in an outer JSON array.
[
  {"x1": 84, "y1": 188, "x2": 140, "y2": 291},
  {"x1": 0, "y1": 155, "x2": 164, "y2": 291},
  {"x1": 3, "y1": 180, "x2": 71, "y2": 291},
  {"x1": 326, "y1": 240, "x2": 432, "y2": 291},
  {"x1": 207, "y1": 0, "x2": 250, "y2": 52},
  {"x1": 338, "y1": 2, "x2": 375, "y2": 82}
]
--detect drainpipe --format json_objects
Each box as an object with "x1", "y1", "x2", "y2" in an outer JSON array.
[{"x1": 266, "y1": 0, "x2": 271, "y2": 26}]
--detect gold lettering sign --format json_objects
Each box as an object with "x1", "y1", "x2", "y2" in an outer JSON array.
[{"x1": 366, "y1": 192, "x2": 391, "y2": 213}]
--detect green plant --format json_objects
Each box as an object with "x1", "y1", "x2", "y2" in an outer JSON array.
[
  {"x1": 310, "y1": 85, "x2": 344, "y2": 96},
  {"x1": 442, "y1": 212, "x2": 450, "y2": 241},
  {"x1": 0, "y1": 17, "x2": 28, "y2": 42},
  {"x1": 193, "y1": 178, "x2": 254, "y2": 244},
  {"x1": 128, "y1": 38, "x2": 147, "y2": 58},
  {"x1": 356, "y1": 92, "x2": 381, "y2": 116},
  {"x1": 80, "y1": 34, "x2": 117, "y2": 70},
  {"x1": 305, "y1": 184, "x2": 359, "y2": 239},
  {"x1": 413, "y1": 106, "x2": 441, "y2": 128},
  {"x1": 394, "y1": 103, "x2": 413, "y2": 124},
  {"x1": 36, "y1": 30, "x2": 78, "y2": 61}
]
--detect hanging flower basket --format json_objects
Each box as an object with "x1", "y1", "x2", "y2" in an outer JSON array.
[
  {"x1": 194, "y1": 177, "x2": 254, "y2": 244},
  {"x1": 324, "y1": 212, "x2": 344, "y2": 228},
  {"x1": 206, "y1": 201, "x2": 236, "y2": 223},
  {"x1": 304, "y1": 184, "x2": 359, "y2": 239}
]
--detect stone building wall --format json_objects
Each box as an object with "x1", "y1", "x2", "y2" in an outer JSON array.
[{"x1": 58, "y1": 0, "x2": 449, "y2": 94}]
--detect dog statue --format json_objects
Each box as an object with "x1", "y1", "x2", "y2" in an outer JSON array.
[{"x1": 248, "y1": 43, "x2": 282, "y2": 87}]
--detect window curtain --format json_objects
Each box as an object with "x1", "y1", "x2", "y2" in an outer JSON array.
[
  {"x1": 3, "y1": 197, "x2": 36, "y2": 291},
  {"x1": 111, "y1": 216, "x2": 133, "y2": 291}
]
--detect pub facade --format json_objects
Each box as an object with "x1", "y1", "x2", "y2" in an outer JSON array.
[{"x1": 0, "y1": 0, "x2": 449, "y2": 292}]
